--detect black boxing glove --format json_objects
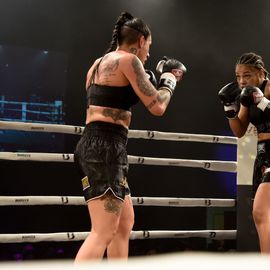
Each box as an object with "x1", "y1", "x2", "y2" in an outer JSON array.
[
  {"x1": 218, "y1": 82, "x2": 241, "y2": 119},
  {"x1": 156, "y1": 56, "x2": 187, "y2": 96},
  {"x1": 240, "y1": 86, "x2": 264, "y2": 107},
  {"x1": 145, "y1": 69, "x2": 158, "y2": 88},
  {"x1": 240, "y1": 86, "x2": 270, "y2": 116}
]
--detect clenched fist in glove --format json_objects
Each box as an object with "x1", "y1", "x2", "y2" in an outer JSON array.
[
  {"x1": 145, "y1": 69, "x2": 158, "y2": 88},
  {"x1": 156, "y1": 56, "x2": 187, "y2": 96},
  {"x1": 218, "y1": 82, "x2": 241, "y2": 119},
  {"x1": 240, "y1": 86, "x2": 266, "y2": 107},
  {"x1": 240, "y1": 86, "x2": 270, "y2": 117}
]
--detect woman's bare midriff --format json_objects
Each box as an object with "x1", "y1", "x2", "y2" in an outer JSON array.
[
  {"x1": 85, "y1": 105, "x2": 132, "y2": 129},
  {"x1": 258, "y1": 133, "x2": 270, "y2": 142}
]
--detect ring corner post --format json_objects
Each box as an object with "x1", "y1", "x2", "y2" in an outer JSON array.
[{"x1": 236, "y1": 124, "x2": 259, "y2": 251}]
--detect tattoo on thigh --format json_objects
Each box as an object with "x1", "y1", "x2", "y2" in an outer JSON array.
[{"x1": 102, "y1": 194, "x2": 122, "y2": 216}]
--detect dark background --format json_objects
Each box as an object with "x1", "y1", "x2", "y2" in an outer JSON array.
[{"x1": 0, "y1": 0, "x2": 268, "y2": 260}]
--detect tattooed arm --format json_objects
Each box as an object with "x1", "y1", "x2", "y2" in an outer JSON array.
[{"x1": 121, "y1": 54, "x2": 172, "y2": 116}]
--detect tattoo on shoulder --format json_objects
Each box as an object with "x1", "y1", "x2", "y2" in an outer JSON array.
[
  {"x1": 98, "y1": 57, "x2": 120, "y2": 84},
  {"x1": 101, "y1": 58, "x2": 120, "y2": 74},
  {"x1": 131, "y1": 57, "x2": 155, "y2": 97}
]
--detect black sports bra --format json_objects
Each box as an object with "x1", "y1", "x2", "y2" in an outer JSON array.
[
  {"x1": 86, "y1": 56, "x2": 139, "y2": 111},
  {"x1": 87, "y1": 83, "x2": 140, "y2": 111},
  {"x1": 249, "y1": 80, "x2": 270, "y2": 133}
]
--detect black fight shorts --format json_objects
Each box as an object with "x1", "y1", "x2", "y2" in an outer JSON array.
[
  {"x1": 74, "y1": 121, "x2": 130, "y2": 202},
  {"x1": 253, "y1": 140, "x2": 270, "y2": 194}
]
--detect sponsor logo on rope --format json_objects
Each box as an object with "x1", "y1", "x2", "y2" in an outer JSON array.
[
  {"x1": 204, "y1": 199, "x2": 212, "y2": 206},
  {"x1": 61, "y1": 197, "x2": 69, "y2": 204},
  {"x1": 62, "y1": 154, "x2": 70, "y2": 160},
  {"x1": 168, "y1": 162, "x2": 180, "y2": 165},
  {"x1": 30, "y1": 126, "x2": 45, "y2": 131},
  {"x1": 177, "y1": 136, "x2": 190, "y2": 139},
  {"x1": 168, "y1": 201, "x2": 179, "y2": 205},
  {"x1": 209, "y1": 232, "x2": 216, "y2": 238},
  {"x1": 17, "y1": 153, "x2": 31, "y2": 158},
  {"x1": 174, "y1": 233, "x2": 186, "y2": 237},
  {"x1": 212, "y1": 136, "x2": 219, "y2": 142},
  {"x1": 147, "y1": 131, "x2": 155, "y2": 138},
  {"x1": 204, "y1": 162, "x2": 211, "y2": 168},
  {"x1": 143, "y1": 231, "x2": 150, "y2": 238},
  {"x1": 67, "y1": 233, "x2": 75, "y2": 239},
  {"x1": 136, "y1": 198, "x2": 144, "y2": 204},
  {"x1": 137, "y1": 157, "x2": 144, "y2": 164},
  {"x1": 74, "y1": 126, "x2": 83, "y2": 134},
  {"x1": 22, "y1": 235, "x2": 36, "y2": 240},
  {"x1": 15, "y1": 199, "x2": 29, "y2": 203}
]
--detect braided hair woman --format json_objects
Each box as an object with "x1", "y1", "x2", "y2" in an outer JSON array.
[
  {"x1": 74, "y1": 11, "x2": 186, "y2": 261},
  {"x1": 218, "y1": 52, "x2": 270, "y2": 253}
]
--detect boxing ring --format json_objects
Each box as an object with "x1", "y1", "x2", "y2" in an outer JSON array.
[{"x1": 1, "y1": 120, "x2": 268, "y2": 268}]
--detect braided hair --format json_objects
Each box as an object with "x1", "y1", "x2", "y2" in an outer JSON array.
[
  {"x1": 89, "y1": 12, "x2": 151, "y2": 85},
  {"x1": 236, "y1": 52, "x2": 269, "y2": 78},
  {"x1": 105, "y1": 11, "x2": 151, "y2": 54}
]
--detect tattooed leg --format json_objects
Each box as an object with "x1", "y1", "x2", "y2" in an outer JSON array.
[
  {"x1": 75, "y1": 193, "x2": 124, "y2": 262},
  {"x1": 101, "y1": 192, "x2": 122, "y2": 216}
]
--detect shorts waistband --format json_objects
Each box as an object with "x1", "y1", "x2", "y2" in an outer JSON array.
[{"x1": 84, "y1": 121, "x2": 128, "y2": 143}]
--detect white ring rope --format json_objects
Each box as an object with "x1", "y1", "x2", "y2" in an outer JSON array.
[
  {"x1": 0, "y1": 120, "x2": 83, "y2": 135},
  {"x1": 130, "y1": 230, "x2": 236, "y2": 240},
  {"x1": 0, "y1": 152, "x2": 237, "y2": 172},
  {"x1": 128, "y1": 155, "x2": 237, "y2": 172},
  {"x1": 0, "y1": 152, "x2": 74, "y2": 162},
  {"x1": 0, "y1": 196, "x2": 236, "y2": 207},
  {"x1": 0, "y1": 120, "x2": 237, "y2": 144},
  {"x1": 0, "y1": 230, "x2": 236, "y2": 243},
  {"x1": 0, "y1": 121, "x2": 237, "y2": 246}
]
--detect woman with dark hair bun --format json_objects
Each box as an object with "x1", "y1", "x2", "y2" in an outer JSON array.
[
  {"x1": 218, "y1": 52, "x2": 270, "y2": 254},
  {"x1": 74, "y1": 11, "x2": 186, "y2": 261}
]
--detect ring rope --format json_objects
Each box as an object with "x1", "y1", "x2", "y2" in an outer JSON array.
[
  {"x1": 0, "y1": 152, "x2": 237, "y2": 172},
  {"x1": 0, "y1": 230, "x2": 236, "y2": 243},
  {"x1": 0, "y1": 120, "x2": 237, "y2": 144},
  {"x1": 128, "y1": 155, "x2": 237, "y2": 172},
  {"x1": 0, "y1": 196, "x2": 236, "y2": 207},
  {"x1": 0, "y1": 121, "x2": 237, "y2": 246}
]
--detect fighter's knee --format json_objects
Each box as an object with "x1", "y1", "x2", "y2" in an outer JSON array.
[
  {"x1": 105, "y1": 231, "x2": 118, "y2": 246},
  {"x1": 252, "y1": 206, "x2": 267, "y2": 226},
  {"x1": 92, "y1": 225, "x2": 118, "y2": 245},
  {"x1": 125, "y1": 219, "x2": 135, "y2": 233},
  {"x1": 118, "y1": 218, "x2": 134, "y2": 236}
]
